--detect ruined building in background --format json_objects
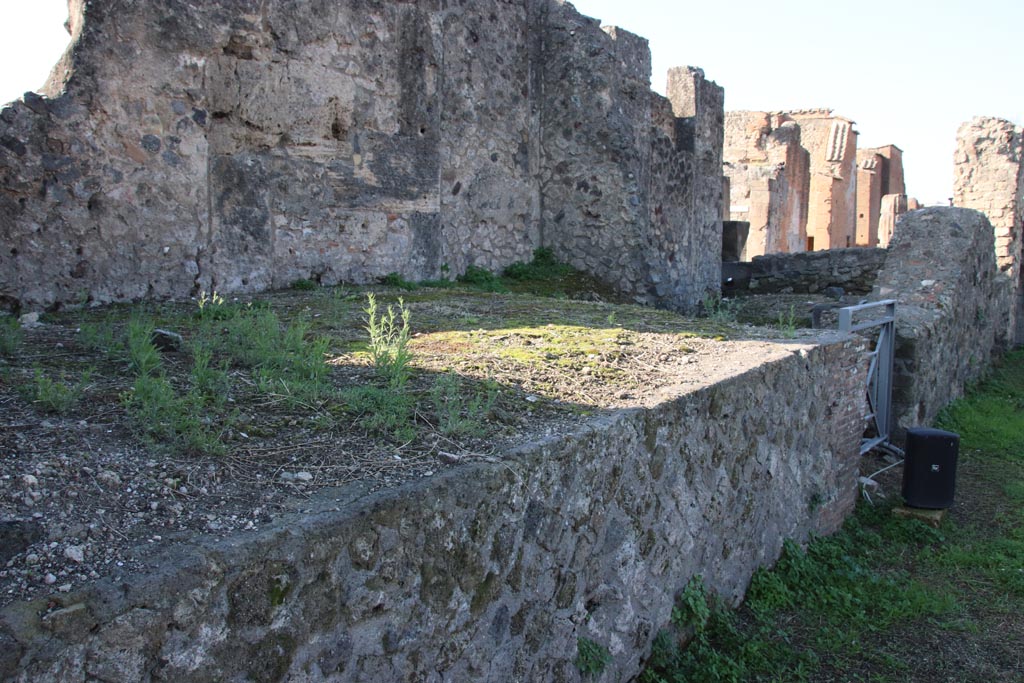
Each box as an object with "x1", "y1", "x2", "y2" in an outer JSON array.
[
  {"x1": 723, "y1": 107, "x2": 917, "y2": 258},
  {"x1": 0, "y1": 0, "x2": 723, "y2": 312},
  {"x1": 856, "y1": 145, "x2": 906, "y2": 247},
  {"x1": 784, "y1": 110, "x2": 858, "y2": 251},
  {"x1": 954, "y1": 117, "x2": 1024, "y2": 346},
  {"x1": 722, "y1": 112, "x2": 809, "y2": 258}
]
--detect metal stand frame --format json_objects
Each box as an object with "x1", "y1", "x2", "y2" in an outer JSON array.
[{"x1": 838, "y1": 300, "x2": 897, "y2": 455}]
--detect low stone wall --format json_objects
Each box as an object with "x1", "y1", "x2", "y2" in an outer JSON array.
[
  {"x1": 738, "y1": 247, "x2": 887, "y2": 295},
  {"x1": 873, "y1": 207, "x2": 1001, "y2": 433},
  {"x1": 2, "y1": 336, "x2": 866, "y2": 682}
]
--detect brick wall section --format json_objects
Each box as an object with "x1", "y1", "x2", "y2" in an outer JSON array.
[
  {"x1": 952, "y1": 117, "x2": 1024, "y2": 346},
  {"x1": 870, "y1": 144, "x2": 905, "y2": 196},
  {"x1": 856, "y1": 151, "x2": 883, "y2": 247},
  {"x1": 785, "y1": 111, "x2": 859, "y2": 250},
  {"x1": 0, "y1": 0, "x2": 724, "y2": 313},
  {"x1": 873, "y1": 207, "x2": 1001, "y2": 433},
  {"x1": 1, "y1": 336, "x2": 867, "y2": 682},
  {"x1": 722, "y1": 112, "x2": 808, "y2": 257}
]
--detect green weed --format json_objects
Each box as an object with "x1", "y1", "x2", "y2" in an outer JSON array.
[
  {"x1": 28, "y1": 368, "x2": 91, "y2": 414},
  {"x1": 379, "y1": 272, "x2": 419, "y2": 291},
  {"x1": 127, "y1": 317, "x2": 161, "y2": 376},
  {"x1": 122, "y1": 373, "x2": 226, "y2": 456},
  {"x1": 642, "y1": 576, "x2": 814, "y2": 683},
  {"x1": 341, "y1": 384, "x2": 415, "y2": 443},
  {"x1": 290, "y1": 278, "x2": 317, "y2": 291},
  {"x1": 701, "y1": 292, "x2": 737, "y2": 324},
  {"x1": 203, "y1": 306, "x2": 331, "y2": 404},
  {"x1": 457, "y1": 265, "x2": 508, "y2": 292},
  {"x1": 503, "y1": 247, "x2": 574, "y2": 281},
  {"x1": 776, "y1": 304, "x2": 798, "y2": 338},
  {"x1": 364, "y1": 294, "x2": 413, "y2": 390},
  {"x1": 195, "y1": 290, "x2": 243, "y2": 321},
  {"x1": 189, "y1": 343, "x2": 231, "y2": 407},
  {"x1": 0, "y1": 316, "x2": 21, "y2": 356},
  {"x1": 78, "y1": 318, "x2": 123, "y2": 355},
  {"x1": 575, "y1": 637, "x2": 612, "y2": 676},
  {"x1": 429, "y1": 372, "x2": 498, "y2": 438}
]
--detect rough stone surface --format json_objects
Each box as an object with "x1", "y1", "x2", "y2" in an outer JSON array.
[
  {"x1": 0, "y1": 0, "x2": 723, "y2": 313},
  {"x1": 723, "y1": 112, "x2": 809, "y2": 257},
  {"x1": 953, "y1": 117, "x2": 1024, "y2": 346},
  {"x1": 873, "y1": 207, "x2": 1001, "y2": 434},
  {"x1": 740, "y1": 247, "x2": 887, "y2": 295},
  {"x1": 1, "y1": 337, "x2": 867, "y2": 683}
]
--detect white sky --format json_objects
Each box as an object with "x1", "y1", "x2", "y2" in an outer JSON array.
[{"x1": 1, "y1": 0, "x2": 1021, "y2": 205}]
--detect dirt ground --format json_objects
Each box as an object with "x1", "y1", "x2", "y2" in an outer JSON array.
[{"x1": 0, "y1": 287, "x2": 824, "y2": 608}]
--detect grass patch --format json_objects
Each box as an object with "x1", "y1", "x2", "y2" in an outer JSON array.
[{"x1": 379, "y1": 272, "x2": 419, "y2": 291}]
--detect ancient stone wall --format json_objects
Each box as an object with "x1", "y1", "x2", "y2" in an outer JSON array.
[
  {"x1": 953, "y1": 117, "x2": 1024, "y2": 346},
  {"x1": 741, "y1": 247, "x2": 887, "y2": 295},
  {"x1": 722, "y1": 112, "x2": 808, "y2": 258},
  {"x1": 1, "y1": 335, "x2": 866, "y2": 683},
  {"x1": 873, "y1": 208, "x2": 1001, "y2": 432},
  {"x1": 540, "y1": 9, "x2": 723, "y2": 310},
  {"x1": 0, "y1": 0, "x2": 723, "y2": 313},
  {"x1": 664, "y1": 67, "x2": 726, "y2": 304}
]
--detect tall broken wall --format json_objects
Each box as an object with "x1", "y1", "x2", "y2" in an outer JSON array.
[
  {"x1": 873, "y1": 208, "x2": 1001, "y2": 432},
  {"x1": 540, "y1": 9, "x2": 723, "y2": 309},
  {"x1": 855, "y1": 151, "x2": 883, "y2": 247},
  {"x1": 953, "y1": 117, "x2": 1024, "y2": 346},
  {"x1": 0, "y1": 0, "x2": 723, "y2": 312},
  {"x1": 722, "y1": 112, "x2": 809, "y2": 257}
]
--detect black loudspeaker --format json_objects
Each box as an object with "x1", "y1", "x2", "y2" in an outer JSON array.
[{"x1": 902, "y1": 427, "x2": 959, "y2": 509}]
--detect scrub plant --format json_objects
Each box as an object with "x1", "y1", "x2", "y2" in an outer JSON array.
[
  {"x1": 429, "y1": 372, "x2": 498, "y2": 438},
  {"x1": 127, "y1": 316, "x2": 161, "y2": 376},
  {"x1": 29, "y1": 368, "x2": 92, "y2": 414},
  {"x1": 457, "y1": 265, "x2": 508, "y2": 292},
  {"x1": 701, "y1": 292, "x2": 736, "y2": 324},
  {"x1": 575, "y1": 637, "x2": 612, "y2": 676},
  {"x1": 776, "y1": 304, "x2": 798, "y2": 338},
  {"x1": 364, "y1": 293, "x2": 413, "y2": 389},
  {"x1": 78, "y1": 318, "x2": 122, "y2": 355},
  {"x1": 0, "y1": 316, "x2": 21, "y2": 356}
]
